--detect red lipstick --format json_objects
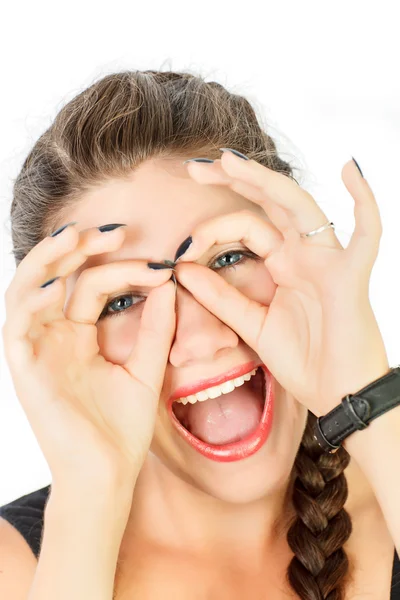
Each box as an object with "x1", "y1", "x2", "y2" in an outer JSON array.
[
  {"x1": 168, "y1": 363, "x2": 275, "y2": 463},
  {"x1": 168, "y1": 361, "x2": 261, "y2": 404}
]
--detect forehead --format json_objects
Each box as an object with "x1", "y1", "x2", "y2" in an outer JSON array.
[{"x1": 64, "y1": 157, "x2": 265, "y2": 274}]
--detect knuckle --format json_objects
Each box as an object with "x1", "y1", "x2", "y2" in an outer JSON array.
[
  {"x1": 238, "y1": 209, "x2": 258, "y2": 222},
  {"x1": 75, "y1": 264, "x2": 102, "y2": 288},
  {"x1": 76, "y1": 267, "x2": 91, "y2": 284},
  {"x1": 238, "y1": 208, "x2": 254, "y2": 218}
]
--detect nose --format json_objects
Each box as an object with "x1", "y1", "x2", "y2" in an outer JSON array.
[{"x1": 168, "y1": 282, "x2": 239, "y2": 367}]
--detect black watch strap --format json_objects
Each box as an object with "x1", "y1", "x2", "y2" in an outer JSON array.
[{"x1": 314, "y1": 366, "x2": 400, "y2": 453}]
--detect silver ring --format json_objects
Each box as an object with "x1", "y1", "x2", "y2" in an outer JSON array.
[{"x1": 300, "y1": 221, "x2": 335, "y2": 238}]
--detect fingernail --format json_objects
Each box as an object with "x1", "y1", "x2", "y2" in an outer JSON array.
[
  {"x1": 170, "y1": 272, "x2": 177, "y2": 311},
  {"x1": 50, "y1": 221, "x2": 78, "y2": 237},
  {"x1": 183, "y1": 158, "x2": 215, "y2": 164},
  {"x1": 147, "y1": 262, "x2": 175, "y2": 270},
  {"x1": 40, "y1": 276, "x2": 60, "y2": 289},
  {"x1": 163, "y1": 259, "x2": 176, "y2": 268},
  {"x1": 174, "y1": 236, "x2": 193, "y2": 262},
  {"x1": 98, "y1": 223, "x2": 128, "y2": 233},
  {"x1": 219, "y1": 148, "x2": 249, "y2": 160},
  {"x1": 352, "y1": 157, "x2": 364, "y2": 178}
]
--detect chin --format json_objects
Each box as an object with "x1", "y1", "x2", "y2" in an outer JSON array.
[
  {"x1": 150, "y1": 378, "x2": 308, "y2": 505},
  {"x1": 191, "y1": 457, "x2": 295, "y2": 506},
  {"x1": 152, "y1": 415, "x2": 306, "y2": 508}
]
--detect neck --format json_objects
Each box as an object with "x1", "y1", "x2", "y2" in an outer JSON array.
[{"x1": 123, "y1": 453, "x2": 296, "y2": 569}]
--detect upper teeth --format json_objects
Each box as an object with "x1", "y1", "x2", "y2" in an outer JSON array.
[{"x1": 175, "y1": 368, "x2": 258, "y2": 405}]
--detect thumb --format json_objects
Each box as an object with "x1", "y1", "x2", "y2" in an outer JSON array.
[{"x1": 124, "y1": 279, "x2": 176, "y2": 397}]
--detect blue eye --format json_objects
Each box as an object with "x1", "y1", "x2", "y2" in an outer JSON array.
[
  {"x1": 211, "y1": 250, "x2": 251, "y2": 270},
  {"x1": 98, "y1": 293, "x2": 144, "y2": 321},
  {"x1": 99, "y1": 249, "x2": 260, "y2": 320}
]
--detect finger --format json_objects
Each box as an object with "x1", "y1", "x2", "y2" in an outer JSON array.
[
  {"x1": 219, "y1": 151, "x2": 334, "y2": 242},
  {"x1": 174, "y1": 209, "x2": 283, "y2": 264},
  {"x1": 4, "y1": 222, "x2": 80, "y2": 310},
  {"x1": 186, "y1": 154, "x2": 338, "y2": 247},
  {"x1": 342, "y1": 159, "x2": 383, "y2": 268},
  {"x1": 3, "y1": 225, "x2": 81, "y2": 368},
  {"x1": 185, "y1": 159, "x2": 294, "y2": 236},
  {"x1": 11, "y1": 224, "x2": 142, "y2": 342},
  {"x1": 175, "y1": 261, "x2": 267, "y2": 351},
  {"x1": 123, "y1": 280, "x2": 176, "y2": 398},
  {"x1": 65, "y1": 260, "x2": 174, "y2": 324},
  {"x1": 3, "y1": 224, "x2": 131, "y2": 360},
  {"x1": 2, "y1": 281, "x2": 68, "y2": 369},
  {"x1": 3, "y1": 259, "x2": 173, "y2": 371},
  {"x1": 5, "y1": 223, "x2": 126, "y2": 315}
]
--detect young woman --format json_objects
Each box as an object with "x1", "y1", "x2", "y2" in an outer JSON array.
[{"x1": 1, "y1": 70, "x2": 399, "y2": 599}]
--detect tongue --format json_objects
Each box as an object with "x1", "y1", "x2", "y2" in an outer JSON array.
[{"x1": 176, "y1": 380, "x2": 263, "y2": 445}]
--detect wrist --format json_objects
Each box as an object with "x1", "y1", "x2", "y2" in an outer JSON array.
[
  {"x1": 343, "y1": 402, "x2": 400, "y2": 456},
  {"x1": 315, "y1": 365, "x2": 400, "y2": 456},
  {"x1": 48, "y1": 471, "x2": 136, "y2": 522}
]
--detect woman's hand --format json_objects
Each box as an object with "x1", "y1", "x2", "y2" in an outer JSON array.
[
  {"x1": 175, "y1": 151, "x2": 390, "y2": 417},
  {"x1": 2, "y1": 224, "x2": 176, "y2": 488}
]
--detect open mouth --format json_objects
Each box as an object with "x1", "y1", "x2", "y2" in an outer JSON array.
[{"x1": 170, "y1": 366, "x2": 273, "y2": 462}]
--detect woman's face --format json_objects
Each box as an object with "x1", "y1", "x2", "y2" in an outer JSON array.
[{"x1": 64, "y1": 156, "x2": 308, "y2": 503}]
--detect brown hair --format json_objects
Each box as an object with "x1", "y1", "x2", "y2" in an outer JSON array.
[{"x1": 8, "y1": 69, "x2": 352, "y2": 598}]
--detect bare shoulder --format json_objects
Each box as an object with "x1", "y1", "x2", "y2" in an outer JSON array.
[{"x1": 0, "y1": 516, "x2": 37, "y2": 598}]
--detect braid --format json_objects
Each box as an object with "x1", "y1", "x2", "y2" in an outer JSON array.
[{"x1": 285, "y1": 411, "x2": 353, "y2": 599}]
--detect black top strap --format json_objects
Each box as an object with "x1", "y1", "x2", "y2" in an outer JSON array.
[{"x1": 0, "y1": 485, "x2": 51, "y2": 559}]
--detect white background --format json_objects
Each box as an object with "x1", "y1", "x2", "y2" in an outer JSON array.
[{"x1": 1, "y1": 0, "x2": 399, "y2": 504}]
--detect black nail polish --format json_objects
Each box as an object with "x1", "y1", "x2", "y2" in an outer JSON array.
[
  {"x1": 40, "y1": 276, "x2": 60, "y2": 288},
  {"x1": 352, "y1": 157, "x2": 364, "y2": 178},
  {"x1": 163, "y1": 260, "x2": 176, "y2": 268},
  {"x1": 183, "y1": 158, "x2": 215, "y2": 164},
  {"x1": 174, "y1": 236, "x2": 192, "y2": 262},
  {"x1": 147, "y1": 262, "x2": 175, "y2": 270},
  {"x1": 219, "y1": 148, "x2": 249, "y2": 160},
  {"x1": 50, "y1": 221, "x2": 78, "y2": 237},
  {"x1": 98, "y1": 223, "x2": 127, "y2": 233},
  {"x1": 170, "y1": 272, "x2": 177, "y2": 312}
]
